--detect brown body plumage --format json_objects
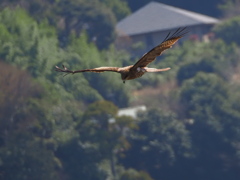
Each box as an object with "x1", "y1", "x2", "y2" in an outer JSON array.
[{"x1": 55, "y1": 27, "x2": 188, "y2": 83}]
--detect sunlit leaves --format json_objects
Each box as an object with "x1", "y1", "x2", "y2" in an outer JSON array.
[
  {"x1": 0, "y1": 8, "x2": 59, "y2": 77},
  {"x1": 119, "y1": 168, "x2": 153, "y2": 180},
  {"x1": 214, "y1": 16, "x2": 240, "y2": 45}
]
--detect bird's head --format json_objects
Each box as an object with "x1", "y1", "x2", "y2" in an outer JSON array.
[{"x1": 121, "y1": 73, "x2": 128, "y2": 83}]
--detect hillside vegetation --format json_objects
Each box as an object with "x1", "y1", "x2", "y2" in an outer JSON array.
[{"x1": 0, "y1": 0, "x2": 240, "y2": 180}]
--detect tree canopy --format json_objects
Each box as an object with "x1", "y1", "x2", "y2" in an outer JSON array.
[{"x1": 0, "y1": 1, "x2": 240, "y2": 180}]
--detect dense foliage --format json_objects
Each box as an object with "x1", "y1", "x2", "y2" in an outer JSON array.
[
  {"x1": 0, "y1": 0, "x2": 240, "y2": 180},
  {"x1": 0, "y1": 0, "x2": 130, "y2": 49},
  {"x1": 126, "y1": 0, "x2": 221, "y2": 17}
]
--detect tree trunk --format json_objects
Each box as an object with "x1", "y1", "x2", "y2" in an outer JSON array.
[{"x1": 110, "y1": 152, "x2": 116, "y2": 179}]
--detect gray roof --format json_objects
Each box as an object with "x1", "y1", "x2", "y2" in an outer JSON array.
[{"x1": 117, "y1": 1, "x2": 219, "y2": 36}]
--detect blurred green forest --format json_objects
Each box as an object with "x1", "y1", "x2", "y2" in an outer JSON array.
[{"x1": 0, "y1": 0, "x2": 240, "y2": 180}]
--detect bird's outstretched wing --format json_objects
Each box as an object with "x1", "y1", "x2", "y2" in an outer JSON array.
[
  {"x1": 144, "y1": 67, "x2": 171, "y2": 72},
  {"x1": 130, "y1": 27, "x2": 188, "y2": 71},
  {"x1": 55, "y1": 65, "x2": 120, "y2": 76}
]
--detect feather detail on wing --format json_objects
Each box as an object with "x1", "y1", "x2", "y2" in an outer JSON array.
[
  {"x1": 130, "y1": 27, "x2": 188, "y2": 71},
  {"x1": 74, "y1": 67, "x2": 120, "y2": 73},
  {"x1": 55, "y1": 65, "x2": 120, "y2": 76}
]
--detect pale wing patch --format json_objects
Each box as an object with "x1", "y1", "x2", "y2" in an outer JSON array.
[{"x1": 144, "y1": 67, "x2": 171, "y2": 72}]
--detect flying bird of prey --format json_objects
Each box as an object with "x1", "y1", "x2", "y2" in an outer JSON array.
[{"x1": 55, "y1": 27, "x2": 188, "y2": 83}]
